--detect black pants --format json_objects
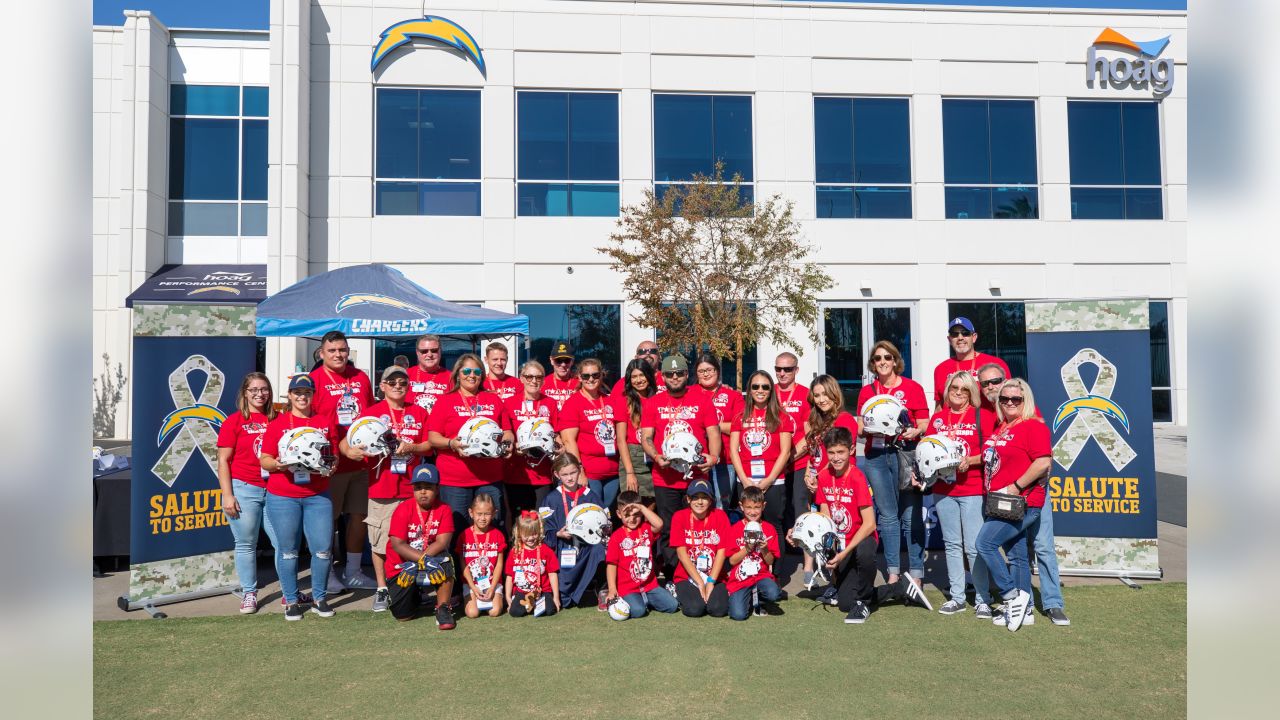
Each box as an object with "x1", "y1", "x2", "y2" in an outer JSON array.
[
  {"x1": 508, "y1": 590, "x2": 557, "y2": 618},
  {"x1": 654, "y1": 486, "x2": 685, "y2": 572},
  {"x1": 834, "y1": 535, "x2": 906, "y2": 612},
  {"x1": 758, "y1": 482, "x2": 787, "y2": 540},
  {"x1": 505, "y1": 484, "x2": 552, "y2": 518},
  {"x1": 789, "y1": 467, "x2": 811, "y2": 527},
  {"x1": 674, "y1": 579, "x2": 729, "y2": 618}
]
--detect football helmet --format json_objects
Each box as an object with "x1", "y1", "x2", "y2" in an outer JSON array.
[
  {"x1": 743, "y1": 520, "x2": 766, "y2": 550},
  {"x1": 860, "y1": 394, "x2": 909, "y2": 437},
  {"x1": 516, "y1": 417, "x2": 556, "y2": 466},
  {"x1": 662, "y1": 431, "x2": 704, "y2": 478},
  {"x1": 566, "y1": 503, "x2": 611, "y2": 545},
  {"x1": 608, "y1": 596, "x2": 631, "y2": 621},
  {"x1": 345, "y1": 416, "x2": 395, "y2": 457},
  {"x1": 277, "y1": 427, "x2": 336, "y2": 476},
  {"x1": 457, "y1": 417, "x2": 505, "y2": 458},
  {"x1": 915, "y1": 435, "x2": 966, "y2": 486},
  {"x1": 791, "y1": 512, "x2": 841, "y2": 588}
]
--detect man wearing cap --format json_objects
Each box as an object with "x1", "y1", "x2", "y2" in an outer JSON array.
[
  {"x1": 406, "y1": 334, "x2": 452, "y2": 413},
  {"x1": 640, "y1": 355, "x2": 722, "y2": 566},
  {"x1": 543, "y1": 339, "x2": 580, "y2": 410},
  {"x1": 932, "y1": 317, "x2": 1011, "y2": 408},
  {"x1": 342, "y1": 365, "x2": 431, "y2": 612},
  {"x1": 384, "y1": 465, "x2": 457, "y2": 629},
  {"x1": 610, "y1": 340, "x2": 667, "y2": 397}
]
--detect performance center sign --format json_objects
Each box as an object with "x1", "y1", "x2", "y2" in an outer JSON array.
[{"x1": 1026, "y1": 300, "x2": 1160, "y2": 578}]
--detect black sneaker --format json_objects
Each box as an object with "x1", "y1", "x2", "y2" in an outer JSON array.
[
  {"x1": 436, "y1": 604, "x2": 456, "y2": 630},
  {"x1": 819, "y1": 586, "x2": 839, "y2": 606},
  {"x1": 843, "y1": 601, "x2": 869, "y2": 624},
  {"x1": 903, "y1": 577, "x2": 934, "y2": 611},
  {"x1": 1045, "y1": 607, "x2": 1071, "y2": 626},
  {"x1": 309, "y1": 599, "x2": 335, "y2": 618},
  {"x1": 284, "y1": 603, "x2": 305, "y2": 621}
]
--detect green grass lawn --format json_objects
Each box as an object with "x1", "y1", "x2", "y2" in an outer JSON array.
[{"x1": 94, "y1": 583, "x2": 1185, "y2": 720}]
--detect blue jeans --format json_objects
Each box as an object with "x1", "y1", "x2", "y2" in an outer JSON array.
[
  {"x1": 728, "y1": 578, "x2": 782, "y2": 621},
  {"x1": 621, "y1": 586, "x2": 679, "y2": 618},
  {"x1": 975, "y1": 505, "x2": 1042, "y2": 599},
  {"x1": 587, "y1": 476, "x2": 619, "y2": 510},
  {"x1": 1030, "y1": 500, "x2": 1065, "y2": 610},
  {"x1": 860, "y1": 449, "x2": 925, "y2": 578},
  {"x1": 439, "y1": 484, "x2": 504, "y2": 533},
  {"x1": 265, "y1": 492, "x2": 334, "y2": 604},
  {"x1": 933, "y1": 494, "x2": 990, "y2": 606},
  {"x1": 708, "y1": 464, "x2": 737, "y2": 511},
  {"x1": 226, "y1": 480, "x2": 278, "y2": 594}
]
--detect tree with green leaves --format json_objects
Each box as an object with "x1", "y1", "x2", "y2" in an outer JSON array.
[{"x1": 599, "y1": 164, "x2": 833, "y2": 388}]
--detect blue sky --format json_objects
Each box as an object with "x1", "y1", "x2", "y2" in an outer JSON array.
[{"x1": 93, "y1": 0, "x2": 1184, "y2": 30}]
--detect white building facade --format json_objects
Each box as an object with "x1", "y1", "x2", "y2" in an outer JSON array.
[{"x1": 93, "y1": 0, "x2": 1188, "y2": 438}]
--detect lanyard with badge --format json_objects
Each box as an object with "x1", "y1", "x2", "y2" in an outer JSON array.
[
  {"x1": 468, "y1": 528, "x2": 496, "y2": 610},
  {"x1": 559, "y1": 487, "x2": 585, "y2": 568},
  {"x1": 688, "y1": 513, "x2": 715, "y2": 581},
  {"x1": 287, "y1": 414, "x2": 311, "y2": 485},
  {"x1": 325, "y1": 368, "x2": 358, "y2": 426},
  {"x1": 746, "y1": 408, "x2": 770, "y2": 480},
  {"x1": 387, "y1": 406, "x2": 410, "y2": 475},
  {"x1": 514, "y1": 546, "x2": 545, "y2": 597}
]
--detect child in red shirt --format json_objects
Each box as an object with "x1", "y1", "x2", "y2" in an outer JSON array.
[
  {"x1": 669, "y1": 479, "x2": 731, "y2": 618},
  {"x1": 385, "y1": 465, "x2": 457, "y2": 629},
  {"x1": 724, "y1": 486, "x2": 783, "y2": 620},
  {"x1": 505, "y1": 510, "x2": 560, "y2": 617},
  {"x1": 457, "y1": 493, "x2": 507, "y2": 618},
  {"x1": 604, "y1": 491, "x2": 678, "y2": 618}
]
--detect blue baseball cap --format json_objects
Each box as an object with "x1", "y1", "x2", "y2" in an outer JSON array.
[
  {"x1": 412, "y1": 464, "x2": 440, "y2": 485},
  {"x1": 287, "y1": 374, "x2": 314, "y2": 392},
  {"x1": 685, "y1": 479, "x2": 714, "y2": 498},
  {"x1": 948, "y1": 317, "x2": 975, "y2": 333}
]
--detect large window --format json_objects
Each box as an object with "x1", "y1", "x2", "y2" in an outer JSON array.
[
  {"x1": 517, "y1": 91, "x2": 619, "y2": 217},
  {"x1": 1068, "y1": 101, "x2": 1163, "y2": 219},
  {"x1": 1149, "y1": 300, "x2": 1172, "y2": 422},
  {"x1": 653, "y1": 94, "x2": 754, "y2": 205},
  {"x1": 375, "y1": 88, "x2": 481, "y2": 216},
  {"x1": 518, "y1": 304, "x2": 622, "y2": 386},
  {"x1": 168, "y1": 85, "x2": 267, "y2": 236},
  {"x1": 946, "y1": 302, "x2": 1029, "y2": 380},
  {"x1": 942, "y1": 99, "x2": 1038, "y2": 219},
  {"x1": 814, "y1": 97, "x2": 912, "y2": 219}
]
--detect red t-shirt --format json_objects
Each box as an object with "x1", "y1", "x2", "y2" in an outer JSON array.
[
  {"x1": 542, "y1": 375, "x2": 580, "y2": 410},
  {"x1": 933, "y1": 353, "x2": 1011, "y2": 407},
  {"x1": 455, "y1": 526, "x2": 508, "y2": 583},
  {"x1": 696, "y1": 384, "x2": 744, "y2": 465},
  {"x1": 856, "y1": 377, "x2": 929, "y2": 454},
  {"x1": 310, "y1": 364, "x2": 374, "y2": 473},
  {"x1": 805, "y1": 411, "x2": 858, "y2": 474},
  {"x1": 405, "y1": 366, "x2": 452, "y2": 413},
  {"x1": 260, "y1": 413, "x2": 338, "y2": 497},
  {"x1": 982, "y1": 419, "x2": 1051, "y2": 508},
  {"x1": 927, "y1": 406, "x2": 998, "y2": 497},
  {"x1": 723, "y1": 519, "x2": 781, "y2": 594},
  {"x1": 606, "y1": 522, "x2": 660, "y2": 596},
  {"x1": 668, "y1": 508, "x2": 732, "y2": 583},
  {"x1": 483, "y1": 374, "x2": 522, "y2": 402},
  {"x1": 426, "y1": 391, "x2": 514, "y2": 487},
  {"x1": 216, "y1": 411, "x2": 271, "y2": 486},
  {"x1": 359, "y1": 401, "x2": 428, "y2": 500},
  {"x1": 729, "y1": 408, "x2": 796, "y2": 479},
  {"x1": 505, "y1": 544, "x2": 559, "y2": 595},
  {"x1": 775, "y1": 384, "x2": 810, "y2": 471},
  {"x1": 641, "y1": 390, "x2": 720, "y2": 489},
  {"x1": 815, "y1": 464, "x2": 874, "y2": 546},
  {"x1": 557, "y1": 391, "x2": 622, "y2": 480},
  {"x1": 384, "y1": 500, "x2": 455, "y2": 579},
  {"x1": 504, "y1": 394, "x2": 559, "y2": 486}
]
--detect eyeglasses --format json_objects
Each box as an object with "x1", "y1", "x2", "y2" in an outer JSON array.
[
  {"x1": 949, "y1": 330, "x2": 974, "y2": 338},
  {"x1": 383, "y1": 379, "x2": 408, "y2": 388},
  {"x1": 521, "y1": 374, "x2": 544, "y2": 381},
  {"x1": 459, "y1": 367, "x2": 484, "y2": 377},
  {"x1": 871, "y1": 354, "x2": 894, "y2": 362},
  {"x1": 637, "y1": 348, "x2": 659, "y2": 356},
  {"x1": 663, "y1": 370, "x2": 687, "y2": 378},
  {"x1": 750, "y1": 383, "x2": 772, "y2": 391},
  {"x1": 246, "y1": 388, "x2": 271, "y2": 395},
  {"x1": 998, "y1": 396, "x2": 1025, "y2": 406},
  {"x1": 774, "y1": 366, "x2": 796, "y2": 373},
  {"x1": 980, "y1": 378, "x2": 1006, "y2": 387},
  {"x1": 949, "y1": 385, "x2": 966, "y2": 393},
  {"x1": 696, "y1": 367, "x2": 716, "y2": 376},
  {"x1": 579, "y1": 372, "x2": 601, "y2": 381},
  {"x1": 553, "y1": 358, "x2": 573, "y2": 365},
  {"x1": 417, "y1": 348, "x2": 440, "y2": 354}
]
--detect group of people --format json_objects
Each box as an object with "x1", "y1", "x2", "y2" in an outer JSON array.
[{"x1": 215, "y1": 316, "x2": 1068, "y2": 632}]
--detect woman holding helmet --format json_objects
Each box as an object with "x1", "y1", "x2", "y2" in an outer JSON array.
[{"x1": 504, "y1": 360, "x2": 561, "y2": 517}]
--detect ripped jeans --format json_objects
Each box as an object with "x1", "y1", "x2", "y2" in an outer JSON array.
[{"x1": 265, "y1": 491, "x2": 334, "y2": 604}]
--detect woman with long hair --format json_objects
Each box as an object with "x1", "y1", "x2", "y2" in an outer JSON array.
[
  {"x1": 727, "y1": 370, "x2": 793, "y2": 531},
  {"x1": 618, "y1": 358, "x2": 657, "y2": 502},
  {"x1": 558, "y1": 358, "x2": 623, "y2": 508}
]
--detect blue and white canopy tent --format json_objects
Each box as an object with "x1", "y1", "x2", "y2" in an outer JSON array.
[{"x1": 255, "y1": 263, "x2": 528, "y2": 339}]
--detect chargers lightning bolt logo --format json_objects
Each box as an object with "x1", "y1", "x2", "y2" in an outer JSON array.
[
  {"x1": 335, "y1": 293, "x2": 432, "y2": 318},
  {"x1": 1052, "y1": 395, "x2": 1130, "y2": 434},
  {"x1": 157, "y1": 404, "x2": 226, "y2": 445},
  {"x1": 370, "y1": 16, "x2": 486, "y2": 76}
]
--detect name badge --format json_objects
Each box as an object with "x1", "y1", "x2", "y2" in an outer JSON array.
[
  {"x1": 534, "y1": 595, "x2": 547, "y2": 617},
  {"x1": 390, "y1": 454, "x2": 409, "y2": 475},
  {"x1": 635, "y1": 545, "x2": 650, "y2": 560},
  {"x1": 560, "y1": 546, "x2": 578, "y2": 569},
  {"x1": 474, "y1": 571, "x2": 492, "y2": 592},
  {"x1": 750, "y1": 459, "x2": 767, "y2": 479},
  {"x1": 292, "y1": 469, "x2": 310, "y2": 485},
  {"x1": 514, "y1": 569, "x2": 528, "y2": 588},
  {"x1": 261, "y1": 467, "x2": 270, "y2": 480},
  {"x1": 695, "y1": 552, "x2": 711, "y2": 573}
]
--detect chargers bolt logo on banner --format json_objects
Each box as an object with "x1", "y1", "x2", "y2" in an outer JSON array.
[
  {"x1": 153, "y1": 355, "x2": 227, "y2": 488},
  {"x1": 1052, "y1": 348, "x2": 1136, "y2": 473},
  {"x1": 370, "y1": 15, "x2": 486, "y2": 76},
  {"x1": 1087, "y1": 27, "x2": 1174, "y2": 95},
  {"x1": 335, "y1": 293, "x2": 433, "y2": 334}
]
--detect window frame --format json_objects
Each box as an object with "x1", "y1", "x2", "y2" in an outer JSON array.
[
  {"x1": 372, "y1": 85, "x2": 484, "y2": 217},
  {"x1": 515, "y1": 301, "x2": 625, "y2": 383},
  {"x1": 812, "y1": 94, "x2": 915, "y2": 219},
  {"x1": 167, "y1": 83, "x2": 269, "y2": 238},
  {"x1": 514, "y1": 88, "x2": 622, "y2": 217},
  {"x1": 941, "y1": 96, "x2": 1041, "y2": 220},
  {"x1": 651, "y1": 91, "x2": 756, "y2": 201},
  {"x1": 1066, "y1": 99, "x2": 1165, "y2": 220}
]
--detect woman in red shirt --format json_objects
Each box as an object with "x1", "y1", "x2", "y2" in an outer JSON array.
[
  {"x1": 558, "y1": 358, "x2": 624, "y2": 508},
  {"x1": 854, "y1": 340, "x2": 929, "y2": 593},
  {"x1": 216, "y1": 372, "x2": 279, "y2": 613},
  {"x1": 504, "y1": 360, "x2": 560, "y2": 517},
  {"x1": 927, "y1": 371, "x2": 997, "y2": 616},
  {"x1": 975, "y1": 378, "x2": 1051, "y2": 632},
  {"x1": 728, "y1": 370, "x2": 793, "y2": 533}
]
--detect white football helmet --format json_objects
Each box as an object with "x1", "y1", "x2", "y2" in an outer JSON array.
[
  {"x1": 345, "y1": 416, "x2": 394, "y2": 457},
  {"x1": 916, "y1": 435, "x2": 966, "y2": 485},
  {"x1": 277, "y1": 427, "x2": 336, "y2": 476},
  {"x1": 457, "y1": 417, "x2": 505, "y2": 458},
  {"x1": 566, "y1": 502, "x2": 611, "y2": 545},
  {"x1": 860, "y1": 394, "x2": 909, "y2": 437},
  {"x1": 662, "y1": 431, "x2": 704, "y2": 477},
  {"x1": 743, "y1": 520, "x2": 766, "y2": 549},
  {"x1": 791, "y1": 512, "x2": 841, "y2": 588},
  {"x1": 516, "y1": 418, "x2": 556, "y2": 466},
  {"x1": 608, "y1": 596, "x2": 631, "y2": 621}
]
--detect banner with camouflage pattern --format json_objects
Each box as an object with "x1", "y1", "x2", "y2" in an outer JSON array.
[{"x1": 1026, "y1": 300, "x2": 1159, "y2": 576}]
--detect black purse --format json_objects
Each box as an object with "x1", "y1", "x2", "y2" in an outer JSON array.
[{"x1": 981, "y1": 413, "x2": 1026, "y2": 522}]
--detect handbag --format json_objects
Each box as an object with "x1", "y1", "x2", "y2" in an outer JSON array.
[
  {"x1": 895, "y1": 438, "x2": 919, "y2": 491},
  {"x1": 981, "y1": 416, "x2": 1026, "y2": 522}
]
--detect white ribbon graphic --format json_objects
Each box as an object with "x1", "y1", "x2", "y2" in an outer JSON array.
[
  {"x1": 152, "y1": 355, "x2": 226, "y2": 487},
  {"x1": 1052, "y1": 348, "x2": 1136, "y2": 472}
]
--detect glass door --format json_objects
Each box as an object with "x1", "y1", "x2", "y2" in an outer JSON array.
[{"x1": 821, "y1": 302, "x2": 917, "y2": 410}]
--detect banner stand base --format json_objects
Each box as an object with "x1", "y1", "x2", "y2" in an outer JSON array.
[
  {"x1": 117, "y1": 583, "x2": 236, "y2": 616},
  {"x1": 1059, "y1": 567, "x2": 1163, "y2": 580}
]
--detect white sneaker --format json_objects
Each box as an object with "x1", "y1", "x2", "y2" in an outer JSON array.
[
  {"x1": 992, "y1": 609, "x2": 1035, "y2": 626},
  {"x1": 1001, "y1": 590, "x2": 1033, "y2": 632},
  {"x1": 342, "y1": 569, "x2": 377, "y2": 590}
]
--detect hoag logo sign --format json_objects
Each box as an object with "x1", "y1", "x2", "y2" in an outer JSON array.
[{"x1": 1086, "y1": 27, "x2": 1174, "y2": 96}]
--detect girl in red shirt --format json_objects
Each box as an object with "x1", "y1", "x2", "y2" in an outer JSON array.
[
  {"x1": 458, "y1": 493, "x2": 507, "y2": 618},
  {"x1": 505, "y1": 510, "x2": 561, "y2": 617},
  {"x1": 728, "y1": 370, "x2": 793, "y2": 534}
]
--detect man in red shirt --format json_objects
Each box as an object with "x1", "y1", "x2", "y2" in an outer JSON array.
[
  {"x1": 932, "y1": 317, "x2": 1011, "y2": 408},
  {"x1": 483, "y1": 341, "x2": 522, "y2": 401},
  {"x1": 611, "y1": 340, "x2": 667, "y2": 396},
  {"x1": 543, "y1": 339, "x2": 580, "y2": 409},
  {"x1": 773, "y1": 352, "x2": 810, "y2": 530},
  {"x1": 406, "y1": 334, "x2": 452, "y2": 413},
  {"x1": 309, "y1": 331, "x2": 377, "y2": 591}
]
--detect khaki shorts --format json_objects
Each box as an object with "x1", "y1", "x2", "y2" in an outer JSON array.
[
  {"x1": 365, "y1": 497, "x2": 404, "y2": 553},
  {"x1": 329, "y1": 469, "x2": 370, "y2": 518}
]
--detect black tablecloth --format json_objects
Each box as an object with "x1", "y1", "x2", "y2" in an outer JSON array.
[{"x1": 94, "y1": 444, "x2": 132, "y2": 558}]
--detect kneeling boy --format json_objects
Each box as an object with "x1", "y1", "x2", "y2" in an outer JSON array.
[
  {"x1": 724, "y1": 486, "x2": 783, "y2": 620},
  {"x1": 385, "y1": 465, "x2": 457, "y2": 629}
]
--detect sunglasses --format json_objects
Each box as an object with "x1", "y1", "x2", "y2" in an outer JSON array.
[
  {"x1": 949, "y1": 330, "x2": 974, "y2": 338},
  {"x1": 417, "y1": 348, "x2": 440, "y2": 354},
  {"x1": 553, "y1": 358, "x2": 574, "y2": 365},
  {"x1": 774, "y1": 366, "x2": 796, "y2": 373},
  {"x1": 980, "y1": 378, "x2": 1006, "y2": 387},
  {"x1": 383, "y1": 379, "x2": 408, "y2": 388},
  {"x1": 998, "y1": 396, "x2": 1025, "y2": 406},
  {"x1": 637, "y1": 348, "x2": 659, "y2": 355},
  {"x1": 750, "y1": 383, "x2": 772, "y2": 391},
  {"x1": 521, "y1": 374, "x2": 544, "y2": 381},
  {"x1": 579, "y1": 372, "x2": 601, "y2": 381},
  {"x1": 663, "y1": 370, "x2": 687, "y2": 378},
  {"x1": 871, "y1": 354, "x2": 894, "y2": 362},
  {"x1": 459, "y1": 367, "x2": 484, "y2": 377}
]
